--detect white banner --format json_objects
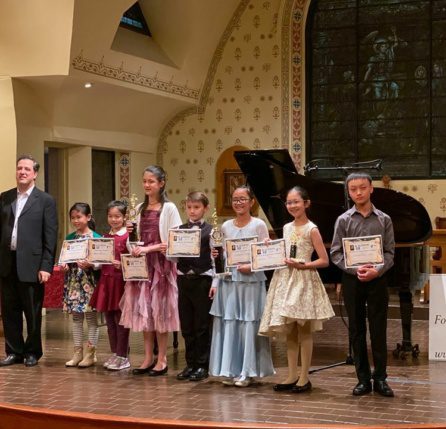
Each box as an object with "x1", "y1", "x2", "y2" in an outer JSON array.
[{"x1": 429, "y1": 274, "x2": 446, "y2": 360}]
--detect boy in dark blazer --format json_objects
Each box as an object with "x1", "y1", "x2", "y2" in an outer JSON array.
[
  {"x1": 0, "y1": 155, "x2": 58, "y2": 367},
  {"x1": 176, "y1": 191, "x2": 216, "y2": 381}
]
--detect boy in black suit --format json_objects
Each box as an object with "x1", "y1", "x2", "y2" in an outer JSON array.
[{"x1": 176, "y1": 192, "x2": 215, "y2": 381}]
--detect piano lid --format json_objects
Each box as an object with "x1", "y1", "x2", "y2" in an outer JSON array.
[{"x1": 234, "y1": 149, "x2": 432, "y2": 244}]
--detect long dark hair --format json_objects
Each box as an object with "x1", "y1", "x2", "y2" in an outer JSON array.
[
  {"x1": 139, "y1": 165, "x2": 169, "y2": 213},
  {"x1": 69, "y1": 202, "x2": 96, "y2": 231}
]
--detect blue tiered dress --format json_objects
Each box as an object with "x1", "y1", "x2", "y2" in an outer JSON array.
[{"x1": 209, "y1": 218, "x2": 275, "y2": 378}]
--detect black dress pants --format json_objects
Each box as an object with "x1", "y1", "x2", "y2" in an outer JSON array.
[
  {"x1": 0, "y1": 253, "x2": 44, "y2": 359},
  {"x1": 178, "y1": 275, "x2": 213, "y2": 369},
  {"x1": 342, "y1": 272, "x2": 389, "y2": 382}
]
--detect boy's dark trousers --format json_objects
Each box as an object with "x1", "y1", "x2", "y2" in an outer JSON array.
[
  {"x1": 342, "y1": 272, "x2": 389, "y2": 383},
  {"x1": 178, "y1": 274, "x2": 213, "y2": 369}
]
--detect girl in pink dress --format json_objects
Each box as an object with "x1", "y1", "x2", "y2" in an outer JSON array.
[
  {"x1": 120, "y1": 165, "x2": 182, "y2": 376},
  {"x1": 90, "y1": 200, "x2": 130, "y2": 371}
]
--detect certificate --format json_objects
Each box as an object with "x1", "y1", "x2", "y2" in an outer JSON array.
[
  {"x1": 121, "y1": 254, "x2": 149, "y2": 281},
  {"x1": 58, "y1": 239, "x2": 88, "y2": 264},
  {"x1": 342, "y1": 235, "x2": 384, "y2": 269},
  {"x1": 167, "y1": 229, "x2": 201, "y2": 257},
  {"x1": 250, "y1": 239, "x2": 287, "y2": 271},
  {"x1": 225, "y1": 236, "x2": 258, "y2": 267},
  {"x1": 87, "y1": 238, "x2": 114, "y2": 264}
]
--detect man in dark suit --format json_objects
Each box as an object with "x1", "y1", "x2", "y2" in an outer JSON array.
[{"x1": 0, "y1": 155, "x2": 58, "y2": 367}]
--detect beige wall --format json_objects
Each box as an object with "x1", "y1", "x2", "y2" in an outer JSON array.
[
  {"x1": 160, "y1": 0, "x2": 283, "y2": 222},
  {"x1": 0, "y1": 78, "x2": 17, "y2": 190},
  {"x1": 0, "y1": 0, "x2": 74, "y2": 77}
]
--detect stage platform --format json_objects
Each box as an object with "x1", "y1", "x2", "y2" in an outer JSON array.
[{"x1": 0, "y1": 304, "x2": 445, "y2": 428}]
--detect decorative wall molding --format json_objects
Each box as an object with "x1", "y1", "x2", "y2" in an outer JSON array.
[
  {"x1": 72, "y1": 52, "x2": 200, "y2": 100},
  {"x1": 282, "y1": 0, "x2": 306, "y2": 171},
  {"x1": 119, "y1": 152, "x2": 130, "y2": 201}
]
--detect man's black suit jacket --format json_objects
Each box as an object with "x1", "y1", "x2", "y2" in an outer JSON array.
[{"x1": 0, "y1": 187, "x2": 58, "y2": 283}]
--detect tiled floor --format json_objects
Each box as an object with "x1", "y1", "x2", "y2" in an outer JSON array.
[{"x1": 0, "y1": 301, "x2": 443, "y2": 427}]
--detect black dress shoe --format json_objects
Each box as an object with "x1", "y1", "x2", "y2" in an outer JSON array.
[
  {"x1": 373, "y1": 380, "x2": 394, "y2": 397},
  {"x1": 189, "y1": 368, "x2": 209, "y2": 381},
  {"x1": 0, "y1": 354, "x2": 24, "y2": 367},
  {"x1": 24, "y1": 355, "x2": 38, "y2": 367},
  {"x1": 352, "y1": 381, "x2": 372, "y2": 396},
  {"x1": 273, "y1": 379, "x2": 299, "y2": 391},
  {"x1": 291, "y1": 381, "x2": 312, "y2": 393},
  {"x1": 132, "y1": 362, "x2": 156, "y2": 375},
  {"x1": 148, "y1": 365, "x2": 168, "y2": 376},
  {"x1": 176, "y1": 366, "x2": 194, "y2": 380}
]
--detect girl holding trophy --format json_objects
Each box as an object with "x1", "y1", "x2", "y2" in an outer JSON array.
[
  {"x1": 120, "y1": 165, "x2": 181, "y2": 376},
  {"x1": 259, "y1": 186, "x2": 334, "y2": 393},
  {"x1": 209, "y1": 185, "x2": 274, "y2": 387}
]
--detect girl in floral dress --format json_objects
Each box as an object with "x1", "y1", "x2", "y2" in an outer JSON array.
[
  {"x1": 120, "y1": 165, "x2": 182, "y2": 376},
  {"x1": 259, "y1": 186, "x2": 334, "y2": 393},
  {"x1": 63, "y1": 203, "x2": 101, "y2": 368}
]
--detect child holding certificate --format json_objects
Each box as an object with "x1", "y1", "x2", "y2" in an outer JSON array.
[
  {"x1": 120, "y1": 165, "x2": 182, "y2": 376},
  {"x1": 63, "y1": 203, "x2": 101, "y2": 368},
  {"x1": 330, "y1": 173, "x2": 395, "y2": 397},
  {"x1": 175, "y1": 191, "x2": 216, "y2": 382},
  {"x1": 209, "y1": 185, "x2": 274, "y2": 387},
  {"x1": 259, "y1": 186, "x2": 334, "y2": 393},
  {"x1": 89, "y1": 200, "x2": 130, "y2": 371}
]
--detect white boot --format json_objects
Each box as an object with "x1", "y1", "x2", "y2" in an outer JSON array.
[
  {"x1": 65, "y1": 346, "x2": 83, "y2": 367},
  {"x1": 78, "y1": 345, "x2": 97, "y2": 368}
]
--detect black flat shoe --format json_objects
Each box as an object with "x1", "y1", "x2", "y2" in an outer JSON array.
[
  {"x1": 291, "y1": 381, "x2": 312, "y2": 393},
  {"x1": 352, "y1": 381, "x2": 372, "y2": 396},
  {"x1": 24, "y1": 355, "x2": 38, "y2": 367},
  {"x1": 273, "y1": 379, "x2": 299, "y2": 391},
  {"x1": 148, "y1": 365, "x2": 168, "y2": 376},
  {"x1": 373, "y1": 380, "x2": 394, "y2": 397},
  {"x1": 176, "y1": 367, "x2": 194, "y2": 380},
  {"x1": 189, "y1": 368, "x2": 209, "y2": 382},
  {"x1": 0, "y1": 354, "x2": 24, "y2": 367},
  {"x1": 132, "y1": 362, "x2": 156, "y2": 375}
]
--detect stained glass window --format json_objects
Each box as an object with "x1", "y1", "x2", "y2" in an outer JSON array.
[{"x1": 307, "y1": 0, "x2": 446, "y2": 179}]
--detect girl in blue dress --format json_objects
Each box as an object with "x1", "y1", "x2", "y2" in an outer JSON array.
[{"x1": 209, "y1": 186, "x2": 274, "y2": 387}]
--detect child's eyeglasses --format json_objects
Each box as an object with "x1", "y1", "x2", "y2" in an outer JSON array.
[{"x1": 232, "y1": 198, "x2": 250, "y2": 204}]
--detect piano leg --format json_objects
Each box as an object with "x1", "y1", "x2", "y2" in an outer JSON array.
[{"x1": 392, "y1": 248, "x2": 420, "y2": 360}]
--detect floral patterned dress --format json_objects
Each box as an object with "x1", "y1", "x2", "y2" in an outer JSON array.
[
  {"x1": 259, "y1": 221, "x2": 335, "y2": 335},
  {"x1": 63, "y1": 230, "x2": 101, "y2": 313}
]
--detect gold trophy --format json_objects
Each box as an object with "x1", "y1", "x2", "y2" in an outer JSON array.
[
  {"x1": 128, "y1": 193, "x2": 139, "y2": 243},
  {"x1": 289, "y1": 228, "x2": 305, "y2": 263},
  {"x1": 210, "y1": 209, "x2": 225, "y2": 274}
]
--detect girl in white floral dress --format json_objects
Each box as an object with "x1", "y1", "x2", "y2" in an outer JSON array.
[{"x1": 259, "y1": 186, "x2": 334, "y2": 393}]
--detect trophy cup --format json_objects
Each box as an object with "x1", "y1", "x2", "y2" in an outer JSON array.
[
  {"x1": 128, "y1": 193, "x2": 139, "y2": 243},
  {"x1": 289, "y1": 229, "x2": 305, "y2": 263},
  {"x1": 210, "y1": 209, "x2": 225, "y2": 274}
]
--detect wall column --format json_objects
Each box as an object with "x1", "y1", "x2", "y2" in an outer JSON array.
[
  {"x1": 0, "y1": 77, "x2": 17, "y2": 190},
  {"x1": 67, "y1": 146, "x2": 92, "y2": 208}
]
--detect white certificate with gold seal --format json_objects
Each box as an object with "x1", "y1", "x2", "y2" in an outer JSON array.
[
  {"x1": 166, "y1": 229, "x2": 201, "y2": 258},
  {"x1": 58, "y1": 239, "x2": 88, "y2": 264},
  {"x1": 121, "y1": 254, "x2": 149, "y2": 281},
  {"x1": 225, "y1": 236, "x2": 258, "y2": 267},
  {"x1": 87, "y1": 238, "x2": 115, "y2": 264},
  {"x1": 342, "y1": 235, "x2": 384, "y2": 269},
  {"x1": 250, "y1": 239, "x2": 287, "y2": 271}
]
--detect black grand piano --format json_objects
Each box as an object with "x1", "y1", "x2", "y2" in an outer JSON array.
[{"x1": 234, "y1": 149, "x2": 432, "y2": 358}]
